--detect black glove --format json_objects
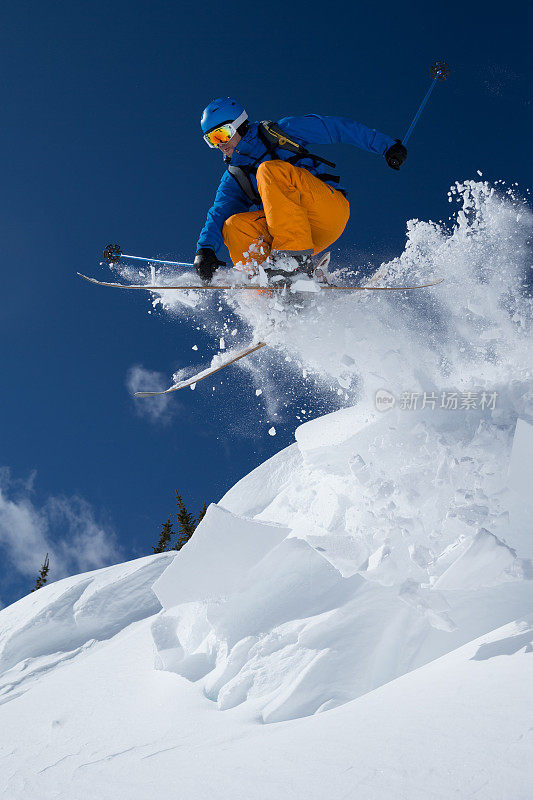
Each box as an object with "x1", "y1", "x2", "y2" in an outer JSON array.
[
  {"x1": 385, "y1": 140, "x2": 407, "y2": 171},
  {"x1": 193, "y1": 248, "x2": 225, "y2": 282}
]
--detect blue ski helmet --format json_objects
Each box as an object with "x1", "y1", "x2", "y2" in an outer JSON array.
[{"x1": 201, "y1": 97, "x2": 248, "y2": 134}]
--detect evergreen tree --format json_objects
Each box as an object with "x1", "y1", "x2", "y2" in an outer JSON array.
[
  {"x1": 151, "y1": 492, "x2": 209, "y2": 555},
  {"x1": 197, "y1": 501, "x2": 207, "y2": 525},
  {"x1": 31, "y1": 553, "x2": 50, "y2": 592},
  {"x1": 153, "y1": 515, "x2": 174, "y2": 553},
  {"x1": 174, "y1": 491, "x2": 197, "y2": 551}
]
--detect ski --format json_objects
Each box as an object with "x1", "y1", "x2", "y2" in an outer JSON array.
[
  {"x1": 134, "y1": 342, "x2": 267, "y2": 397},
  {"x1": 320, "y1": 278, "x2": 444, "y2": 290},
  {"x1": 78, "y1": 272, "x2": 443, "y2": 292}
]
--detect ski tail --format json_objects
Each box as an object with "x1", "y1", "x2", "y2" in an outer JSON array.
[{"x1": 134, "y1": 342, "x2": 267, "y2": 397}]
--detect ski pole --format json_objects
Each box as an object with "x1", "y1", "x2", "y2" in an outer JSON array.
[
  {"x1": 102, "y1": 244, "x2": 194, "y2": 268},
  {"x1": 402, "y1": 61, "x2": 449, "y2": 145}
]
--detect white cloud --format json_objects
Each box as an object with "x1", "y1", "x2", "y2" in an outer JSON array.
[
  {"x1": 44, "y1": 496, "x2": 121, "y2": 572},
  {"x1": 0, "y1": 470, "x2": 123, "y2": 594},
  {"x1": 126, "y1": 365, "x2": 176, "y2": 424}
]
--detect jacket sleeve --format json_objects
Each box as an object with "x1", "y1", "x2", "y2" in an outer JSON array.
[
  {"x1": 196, "y1": 171, "x2": 252, "y2": 253},
  {"x1": 277, "y1": 114, "x2": 396, "y2": 156}
]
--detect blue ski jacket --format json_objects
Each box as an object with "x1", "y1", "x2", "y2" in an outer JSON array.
[{"x1": 196, "y1": 114, "x2": 396, "y2": 253}]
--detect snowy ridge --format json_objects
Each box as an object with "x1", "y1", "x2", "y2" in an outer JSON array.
[
  {"x1": 151, "y1": 392, "x2": 533, "y2": 722},
  {"x1": 0, "y1": 553, "x2": 173, "y2": 705}
]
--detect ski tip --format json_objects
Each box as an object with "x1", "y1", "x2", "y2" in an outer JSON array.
[
  {"x1": 419, "y1": 278, "x2": 444, "y2": 288},
  {"x1": 133, "y1": 391, "x2": 165, "y2": 398},
  {"x1": 77, "y1": 272, "x2": 103, "y2": 285}
]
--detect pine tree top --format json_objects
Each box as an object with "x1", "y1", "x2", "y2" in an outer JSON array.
[
  {"x1": 175, "y1": 491, "x2": 196, "y2": 537},
  {"x1": 31, "y1": 553, "x2": 50, "y2": 592},
  {"x1": 153, "y1": 516, "x2": 174, "y2": 554}
]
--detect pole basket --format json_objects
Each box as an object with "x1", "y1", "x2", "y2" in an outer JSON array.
[
  {"x1": 103, "y1": 244, "x2": 122, "y2": 265},
  {"x1": 431, "y1": 61, "x2": 450, "y2": 81}
]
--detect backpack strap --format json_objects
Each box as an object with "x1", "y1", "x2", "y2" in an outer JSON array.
[
  {"x1": 225, "y1": 121, "x2": 342, "y2": 204},
  {"x1": 227, "y1": 163, "x2": 261, "y2": 205},
  {"x1": 258, "y1": 121, "x2": 338, "y2": 170}
]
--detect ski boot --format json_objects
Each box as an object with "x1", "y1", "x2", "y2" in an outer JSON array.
[{"x1": 263, "y1": 252, "x2": 315, "y2": 284}]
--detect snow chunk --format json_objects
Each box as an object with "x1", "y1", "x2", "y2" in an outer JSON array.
[
  {"x1": 151, "y1": 504, "x2": 289, "y2": 610},
  {"x1": 434, "y1": 529, "x2": 529, "y2": 590},
  {"x1": 295, "y1": 403, "x2": 379, "y2": 453},
  {"x1": 220, "y1": 443, "x2": 302, "y2": 518},
  {"x1": 290, "y1": 278, "x2": 320, "y2": 293},
  {"x1": 509, "y1": 418, "x2": 533, "y2": 501}
]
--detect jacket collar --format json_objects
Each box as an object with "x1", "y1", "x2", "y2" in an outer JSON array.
[{"x1": 224, "y1": 122, "x2": 259, "y2": 164}]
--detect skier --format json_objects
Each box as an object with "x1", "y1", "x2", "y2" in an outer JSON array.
[{"x1": 194, "y1": 98, "x2": 406, "y2": 283}]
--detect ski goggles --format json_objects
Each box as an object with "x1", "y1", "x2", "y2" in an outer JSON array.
[{"x1": 203, "y1": 111, "x2": 248, "y2": 148}]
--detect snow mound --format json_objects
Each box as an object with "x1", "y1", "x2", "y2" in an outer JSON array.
[
  {"x1": 151, "y1": 396, "x2": 533, "y2": 722},
  {"x1": 152, "y1": 504, "x2": 289, "y2": 609},
  {"x1": 0, "y1": 553, "x2": 173, "y2": 705}
]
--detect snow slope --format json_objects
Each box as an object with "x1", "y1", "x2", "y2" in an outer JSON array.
[
  {"x1": 0, "y1": 559, "x2": 532, "y2": 799},
  {"x1": 1, "y1": 395, "x2": 531, "y2": 798}
]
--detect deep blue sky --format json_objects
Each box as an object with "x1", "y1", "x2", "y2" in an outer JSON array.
[{"x1": 1, "y1": 0, "x2": 531, "y2": 604}]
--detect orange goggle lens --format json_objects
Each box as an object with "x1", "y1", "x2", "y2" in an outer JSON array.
[{"x1": 203, "y1": 123, "x2": 236, "y2": 148}]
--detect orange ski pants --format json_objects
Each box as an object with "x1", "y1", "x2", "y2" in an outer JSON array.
[{"x1": 222, "y1": 160, "x2": 350, "y2": 270}]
